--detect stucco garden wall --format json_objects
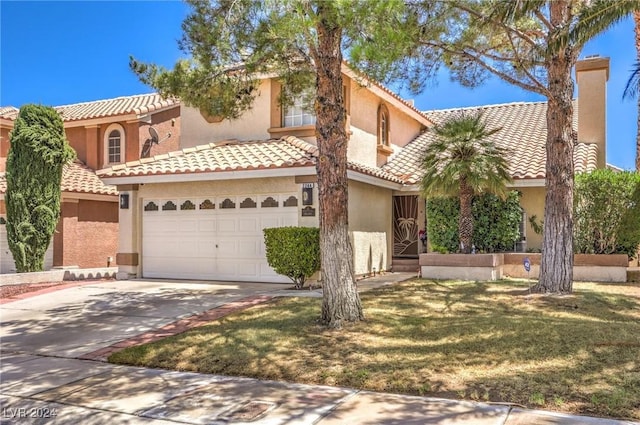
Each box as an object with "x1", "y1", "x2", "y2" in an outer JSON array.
[{"x1": 421, "y1": 253, "x2": 629, "y2": 283}]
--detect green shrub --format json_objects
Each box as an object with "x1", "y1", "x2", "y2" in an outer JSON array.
[
  {"x1": 263, "y1": 227, "x2": 320, "y2": 288},
  {"x1": 6, "y1": 104, "x2": 75, "y2": 272},
  {"x1": 426, "y1": 196, "x2": 459, "y2": 253},
  {"x1": 472, "y1": 192, "x2": 523, "y2": 252},
  {"x1": 574, "y1": 170, "x2": 640, "y2": 258},
  {"x1": 427, "y1": 191, "x2": 523, "y2": 253}
]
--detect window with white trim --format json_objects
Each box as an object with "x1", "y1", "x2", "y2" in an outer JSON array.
[
  {"x1": 103, "y1": 123, "x2": 125, "y2": 166},
  {"x1": 283, "y1": 94, "x2": 316, "y2": 127}
]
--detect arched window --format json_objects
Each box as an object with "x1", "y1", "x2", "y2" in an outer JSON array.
[
  {"x1": 103, "y1": 123, "x2": 125, "y2": 166},
  {"x1": 378, "y1": 104, "x2": 390, "y2": 146}
]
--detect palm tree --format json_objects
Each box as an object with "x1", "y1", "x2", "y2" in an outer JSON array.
[
  {"x1": 623, "y1": 11, "x2": 640, "y2": 171},
  {"x1": 420, "y1": 112, "x2": 511, "y2": 254}
]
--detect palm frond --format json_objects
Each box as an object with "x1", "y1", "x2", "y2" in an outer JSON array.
[
  {"x1": 569, "y1": 0, "x2": 640, "y2": 48},
  {"x1": 623, "y1": 62, "x2": 640, "y2": 99},
  {"x1": 420, "y1": 111, "x2": 512, "y2": 199},
  {"x1": 488, "y1": 0, "x2": 547, "y2": 22}
]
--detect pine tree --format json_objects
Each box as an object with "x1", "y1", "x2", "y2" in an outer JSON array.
[
  {"x1": 405, "y1": 0, "x2": 639, "y2": 293},
  {"x1": 129, "y1": 0, "x2": 438, "y2": 327}
]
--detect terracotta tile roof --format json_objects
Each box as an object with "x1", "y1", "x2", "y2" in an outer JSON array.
[
  {"x1": 0, "y1": 161, "x2": 117, "y2": 196},
  {"x1": 97, "y1": 136, "x2": 405, "y2": 184},
  {"x1": 383, "y1": 101, "x2": 597, "y2": 184},
  {"x1": 0, "y1": 93, "x2": 178, "y2": 123},
  {"x1": 98, "y1": 136, "x2": 317, "y2": 178},
  {"x1": 0, "y1": 106, "x2": 19, "y2": 120},
  {"x1": 62, "y1": 161, "x2": 118, "y2": 195},
  {"x1": 348, "y1": 161, "x2": 405, "y2": 184}
]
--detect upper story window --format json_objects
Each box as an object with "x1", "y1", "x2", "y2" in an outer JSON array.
[
  {"x1": 378, "y1": 104, "x2": 390, "y2": 146},
  {"x1": 283, "y1": 94, "x2": 316, "y2": 127},
  {"x1": 103, "y1": 123, "x2": 126, "y2": 166}
]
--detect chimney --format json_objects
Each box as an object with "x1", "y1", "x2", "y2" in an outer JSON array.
[{"x1": 575, "y1": 55, "x2": 609, "y2": 169}]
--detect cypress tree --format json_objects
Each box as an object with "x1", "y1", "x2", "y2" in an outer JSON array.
[{"x1": 6, "y1": 104, "x2": 75, "y2": 272}]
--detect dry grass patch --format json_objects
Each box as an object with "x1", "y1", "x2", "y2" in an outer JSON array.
[{"x1": 109, "y1": 279, "x2": 640, "y2": 420}]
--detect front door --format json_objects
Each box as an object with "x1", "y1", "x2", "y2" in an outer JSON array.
[{"x1": 392, "y1": 195, "x2": 419, "y2": 257}]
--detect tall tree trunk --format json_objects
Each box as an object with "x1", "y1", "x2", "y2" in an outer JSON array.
[
  {"x1": 458, "y1": 178, "x2": 473, "y2": 254},
  {"x1": 314, "y1": 3, "x2": 364, "y2": 327},
  {"x1": 535, "y1": 0, "x2": 577, "y2": 294},
  {"x1": 635, "y1": 11, "x2": 640, "y2": 171}
]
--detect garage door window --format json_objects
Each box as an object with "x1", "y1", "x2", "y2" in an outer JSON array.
[
  {"x1": 181, "y1": 200, "x2": 196, "y2": 210},
  {"x1": 220, "y1": 198, "x2": 236, "y2": 209},
  {"x1": 261, "y1": 197, "x2": 279, "y2": 208},
  {"x1": 240, "y1": 197, "x2": 257, "y2": 208},
  {"x1": 162, "y1": 201, "x2": 177, "y2": 211},
  {"x1": 200, "y1": 199, "x2": 215, "y2": 210},
  {"x1": 144, "y1": 201, "x2": 159, "y2": 211}
]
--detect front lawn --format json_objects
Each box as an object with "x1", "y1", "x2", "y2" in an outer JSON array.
[{"x1": 109, "y1": 279, "x2": 640, "y2": 420}]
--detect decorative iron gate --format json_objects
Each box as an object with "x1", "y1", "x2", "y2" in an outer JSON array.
[{"x1": 393, "y1": 195, "x2": 419, "y2": 257}]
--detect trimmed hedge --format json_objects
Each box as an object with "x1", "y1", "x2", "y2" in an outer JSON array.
[
  {"x1": 574, "y1": 170, "x2": 640, "y2": 258},
  {"x1": 263, "y1": 226, "x2": 320, "y2": 288},
  {"x1": 427, "y1": 191, "x2": 523, "y2": 253}
]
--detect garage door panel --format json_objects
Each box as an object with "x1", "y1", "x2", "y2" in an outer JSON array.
[
  {"x1": 177, "y1": 239, "x2": 199, "y2": 256},
  {"x1": 217, "y1": 218, "x2": 237, "y2": 233},
  {"x1": 198, "y1": 240, "x2": 216, "y2": 256},
  {"x1": 178, "y1": 219, "x2": 198, "y2": 232},
  {"x1": 281, "y1": 215, "x2": 298, "y2": 226},
  {"x1": 261, "y1": 217, "x2": 280, "y2": 229},
  {"x1": 238, "y1": 239, "x2": 260, "y2": 257},
  {"x1": 216, "y1": 239, "x2": 237, "y2": 257},
  {"x1": 142, "y1": 196, "x2": 298, "y2": 282},
  {"x1": 238, "y1": 217, "x2": 258, "y2": 233},
  {"x1": 198, "y1": 219, "x2": 216, "y2": 232},
  {"x1": 237, "y1": 261, "x2": 258, "y2": 279}
]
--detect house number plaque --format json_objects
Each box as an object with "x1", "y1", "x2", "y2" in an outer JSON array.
[{"x1": 301, "y1": 206, "x2": 316, "y2": 217}]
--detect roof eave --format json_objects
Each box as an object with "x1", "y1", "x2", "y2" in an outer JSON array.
[{"x1": 100, "y1": 165, "x2": 318, "y2": 185}]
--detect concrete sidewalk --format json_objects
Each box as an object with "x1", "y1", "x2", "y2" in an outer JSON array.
[{"x1": 1, "y1": 355, "x2": 636, "y2": 425}]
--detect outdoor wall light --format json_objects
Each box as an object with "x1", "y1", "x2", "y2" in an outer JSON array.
[
  {"x1": 302, "y1": 184, "x2": 313, "y2": 206},
  {"x1": 120, "y1": 193, "x2": 129, "y2": 209}
]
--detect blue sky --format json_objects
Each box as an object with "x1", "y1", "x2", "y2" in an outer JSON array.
[{"x1": 1, "y1": 1, "x2": 637, "y2": 169}]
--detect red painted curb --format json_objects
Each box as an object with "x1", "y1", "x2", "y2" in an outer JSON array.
[{"x1": 79, "y1": 294, "x2": 274, "y2": 361}]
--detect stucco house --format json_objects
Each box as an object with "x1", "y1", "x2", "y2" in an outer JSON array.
[
  {"x1": 0, "y1": 94, "x2": 180, "y2": 273},
  {"x1": 98, "y1": 56, "x2": 609, "y2": 283}
]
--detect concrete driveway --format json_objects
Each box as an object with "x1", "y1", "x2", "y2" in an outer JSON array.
[{"x1": 0, "y1": 279, "x2": 286, "y2": 359}]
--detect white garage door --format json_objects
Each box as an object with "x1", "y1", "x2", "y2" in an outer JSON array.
[
  {"x1": 142, "y1": 194, "x2": 299, "y2": 283},
  {"x1": 1, "y1": 216, "x2": 54, "y2": 274}
]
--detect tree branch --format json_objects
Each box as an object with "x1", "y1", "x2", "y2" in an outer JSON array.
[
  {"x1": 452, "y1": 1, "x2": 540, "y2": 48},
  {"x1": 424, "y1": 40, "x2": 549, "y2": 96}
]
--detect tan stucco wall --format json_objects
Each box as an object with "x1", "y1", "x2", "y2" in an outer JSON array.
[
  {"x1": 138, "y1": 177, "x2": 298, "y2": 198},
  {"x1": 517, "y1": 186, "x2": 546, "y2": 251},
  {"x1": 576, "y1": 57, "x2": 608, "y2": 169},
  {"x1": 349, "y1": 83, "x2": 424, "y2": 167},
  {"x1": 180, "y1": 80, "x2": 273, "y2": 147},
  {"x1": 348, "y1": 180, "x2": 393, "y2": 274}
]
